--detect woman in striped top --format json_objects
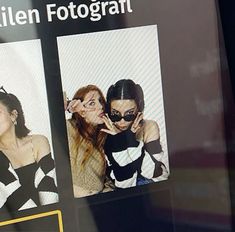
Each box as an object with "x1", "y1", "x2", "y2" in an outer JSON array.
[
  {"x1": 102, "y1": 79, "x2": 169, "y2": 189},
  {"x1": 0, "y1": 87, "x2": 58, "y2": 211}
]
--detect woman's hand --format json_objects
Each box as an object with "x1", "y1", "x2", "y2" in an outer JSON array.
[
  {"x1": 67, "y1": 99, "x2": 85, "y2": 113},
  {"x1": 101, "y1": 114, "x2": 120, "y2": 135},
  {"x1": 131, "y1": 112, "x2": 144, "y2": 133},
  {"x1": 64, "y1": 91, "x2": 92, "y2": 114}
]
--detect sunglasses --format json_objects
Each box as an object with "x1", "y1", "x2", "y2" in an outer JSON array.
[{"x1": 109, "y1": 113, "x2": 136, "y2": 122}]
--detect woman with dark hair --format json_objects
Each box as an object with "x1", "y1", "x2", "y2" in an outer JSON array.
[
  {"x1": 102, "y1": 79, "x2": 169, "y2": 189},
  {"x1": 66, "y1": 85, "x2": 113, "y2": 197},
  {"x1": 0, "y1": 87, "x2": 58, "y2": 211}
]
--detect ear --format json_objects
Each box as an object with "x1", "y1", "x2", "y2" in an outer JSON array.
[
  {"x1": 79, "y1": 110, "x2": 86, "y2": 118},
  {"x1": 10, "y1": 110, "x2": 18, "y2": 121}
]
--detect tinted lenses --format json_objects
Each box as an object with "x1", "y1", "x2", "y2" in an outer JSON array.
[{"x1": 109, "y1": 114, "x2": 136, "y2": 122}]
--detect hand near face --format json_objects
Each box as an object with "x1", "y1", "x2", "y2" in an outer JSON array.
[
  {"x1": 67, "y1": 99, "x2": 86, "y2": 114},
  {"x1": 101, "y1": 114, "x2": 121, "y2": 135},
  {"x1": 64, "y1": 91, "x2": 88, "y2": 113},
  {"x1": 130, "y1": 112, "x2": 144, "y2": 133}
]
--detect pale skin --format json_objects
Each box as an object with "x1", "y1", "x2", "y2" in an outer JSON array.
[
  {"x1": 101, "y1": 99, "x2": 160, "y2": 143},
  {"x1": 66, "y1": 97, "x2": 160, "y2": 142},
  {"x1": 66, "y1": 96, "x2": 164, "y2": 195},
  {"x1": 0, "y1": 102, "x2": 50, "y2": 169},
  {"x1": 65, "y1": 90, "x2": 104, "y2": 125},
  {"x1": 101, "y1": 99, "x2": 168, "y2": 179},
  {"x1": 66, "y1": 95, "x2": 167, "y2": 192}
]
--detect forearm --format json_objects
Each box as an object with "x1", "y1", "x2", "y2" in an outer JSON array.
[
  {"x1": 141, "y1": 139, "x2": 168, "y2": 178},
  {"x1": 35, "y1": 154, "x2": 58, "y2": 205}
]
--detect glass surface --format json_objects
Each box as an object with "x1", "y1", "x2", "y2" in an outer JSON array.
[{"x1": 0, "y1": 1, "x2": 234, "y2": 231}]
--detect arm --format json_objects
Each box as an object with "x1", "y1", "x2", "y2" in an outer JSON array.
[
  {"x1": 141, "y1": 121, "x2": 169, "y2": 179},
  {"x1": 67, "y1": 121, "x2": 93, "y2": 197},
  {"x1": 0, "y1": 153, "x2": 21, "y2": 209},
  {"x1": 66, "y1": 121, "x2": 81, "y2": 193},
  {"x1": 32, "y1": 135, "x2": 58, "y2": 205}
]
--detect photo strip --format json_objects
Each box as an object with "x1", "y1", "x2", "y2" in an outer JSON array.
[
  {"x1": 57, "y1": 25, "x2": 169, "y2": 198},
  {"x1": 0, "y1": 40, "x2": 58, "y2": 211}
]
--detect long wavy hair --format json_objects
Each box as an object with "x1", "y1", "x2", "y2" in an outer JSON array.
[{"x1": 69, "y1": 85, "x2": 106, "y2": 167}]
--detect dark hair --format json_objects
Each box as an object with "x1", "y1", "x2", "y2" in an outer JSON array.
[
  {"x1": 0, "y1": 92, "x2": 30, "y2": 138},
  {"x1": 106, "y1": 79, "x2": 144, "y2": 114}
]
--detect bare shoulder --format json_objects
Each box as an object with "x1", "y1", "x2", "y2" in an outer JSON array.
[
  {"x1": 31, "y1": 134, "x2": 51, "y2": 162},
  {"x1": 32, "y1": 134, "x2": 49, "y2": 145},
  {"x1": 143, "y1": 120, "x2": 159, "y2": 131},
  {"x1": 142, "y1": 120, "x2": 160, "y2": 143}
]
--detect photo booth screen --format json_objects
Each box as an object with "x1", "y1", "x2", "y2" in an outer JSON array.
[{"x1": 0, "y1": 1, "x2": 234, "y2": 232}]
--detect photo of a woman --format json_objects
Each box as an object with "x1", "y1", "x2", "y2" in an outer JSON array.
[
  {"x1": 102, "y1": 79, "x2": 169, "y2": 188},
  {"x1": 66, "y1": 85, "x2": 114, "y2": 198},
  {"x1": 58, "y1": 25, "x2": 170, "y2": 196},
  {"x1": 0, "y1": 87, "x2": 58, "y2": 211}
]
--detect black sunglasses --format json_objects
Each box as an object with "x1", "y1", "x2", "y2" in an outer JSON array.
[{"x1": 109, "y1": 113, "x2": 136, "y2": 122}]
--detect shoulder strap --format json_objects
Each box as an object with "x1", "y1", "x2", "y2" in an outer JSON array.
[{"x1": 30, "y1": 135, "x2": 37, "y2": 162}]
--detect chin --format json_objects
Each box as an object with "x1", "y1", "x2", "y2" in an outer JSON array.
[{"x1": 116, "y1": 126, "x2": 128, "y2": 131}]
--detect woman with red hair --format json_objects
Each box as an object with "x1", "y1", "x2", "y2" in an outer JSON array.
[{"x1": 66, "y1": 85, "x2": 113, "y2": 198}]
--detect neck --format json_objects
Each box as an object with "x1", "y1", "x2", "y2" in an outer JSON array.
[{"x1": 0, "y1": 127, "x2": 19, "y2": 150}]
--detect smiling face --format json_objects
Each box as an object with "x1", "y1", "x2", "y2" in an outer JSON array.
[
  {"x1": 81, "y1": 90, "x2": 105, "y2": 125},
  {"x1": 110, "y1": 99, "x2": 138, "y2": 131},
  {"x1": 0, "y1": 102, "x2": 16, "y2": 137}
]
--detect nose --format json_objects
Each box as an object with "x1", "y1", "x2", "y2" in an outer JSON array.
[
  {"x1": 119, "y1": 118, "x2": 126, "y2": 125},
  {"x1": 97, "y1": 101, "x2": 103, "y2": 110}
]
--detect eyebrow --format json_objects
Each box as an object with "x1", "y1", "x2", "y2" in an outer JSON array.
[
  {"x1": 111, "y1": 107, "x2": 136, "y2": 114},
  {"x1": 88, "y1": 94, "x2": 95, "y2": 101},
  {"x1": 84, "y1": 94, "x2": 95, "y2": 104}
]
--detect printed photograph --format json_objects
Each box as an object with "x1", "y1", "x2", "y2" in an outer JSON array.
[
  {"x1": 0, "y1": 40, "x2": 59, "y2": 211},
  {"x1": 57, "y1": 25, "x2": 169, "y2": 198}
]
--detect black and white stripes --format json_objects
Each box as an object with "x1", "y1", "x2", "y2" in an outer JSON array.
[
  {"x1": 0, "y1": 151, "x2": 58, "y2": 211},
  {"x1": 104, "y1": 129, "x2": 167, "y2": 189},
  {"x1": 35, "y1": 154, "x2": 58, "y2": 206}
]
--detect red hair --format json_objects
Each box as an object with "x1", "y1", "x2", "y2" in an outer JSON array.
[{"x1": 69, "y1": 85, "x2": 106, "y2": 167}]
